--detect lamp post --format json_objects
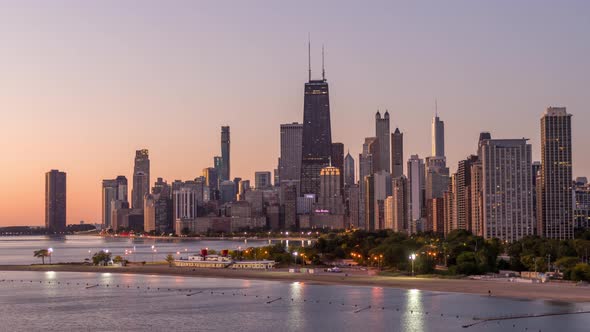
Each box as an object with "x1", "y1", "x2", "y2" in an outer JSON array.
[
  {"x1": 409, "y1": 253, "x2": 416, "y2": 277},
  {"x1": 151, "y1": 245, "x2": 156, "y2": 263},
  {"x1": 293, "y1": 251, "x2": 298, "y2": 268},
  {"x1": 48, "y1": 248, "x2": 53, "y2": 264}
]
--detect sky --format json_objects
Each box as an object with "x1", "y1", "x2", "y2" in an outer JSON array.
[{"x1": 1, "y1": 0, "x2": 589, "y2": 226}]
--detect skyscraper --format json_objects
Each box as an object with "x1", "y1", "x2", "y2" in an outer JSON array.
[
  {"x1": 45, "y1": 170, "x2": 66, "y2": 233},
  {"x1": 455, "y1": 155, "x2": 478, "y2": 231},
  {"x1": 539, "y1": 107, "x2": 573, "y2": 239},
  {"x1": 116, "y1": 176, "x2": 128, "y2": 202},
  {"x1": 481, "y1": 139, "x2": 534, "y2": 242},
  {"x1": 391, "y1": 176, "x2": 408, "y2": 233},
  {"x1": 358, "y1": 137, "x2": 378, "y2": 229},
  {"x1": 132, "y1": 149, "x2": 150, "y2": 209},
  {"x1": 219, "y1": 180, "x2": 236, "y2": 204},
  {"x1": 331, "y1": 142, "x2": 344, "y2": 193},
  {"x1": 319, "y1": 166, "x2": 344, "y2": 215},
  {"x1": 432, "y1": 113, "x2": 445, "y2": 158},
  {"x1": 102, "y1": 179, "x2": 118, "y2": 229},
  {"x1": 391, "y1": 128, "x2": 404, "y2": 178},
  {"x1": 345, "y1": 184, "x2": 360, "y2": 228},
  {"x1": 375, "y1": 110, "x2": 391, "y2": 172},
  {"x1": 344, "y1": 152, "x2": 355, "y2": 187},
  {"x1": 407, "y1": 155, "x2": 425, "y2": 234},
  {"x1": 300, "y1": 45, "x2": 332, "y2": 197},
  {"x1": 279, "y1": 123, "x2": 303, "y2": 187},
  {"x1": 470, "y1": 132, "x2": 491, "y2": 236},
  {"x1": 221, "y1": 126, "x2": 231, "y2": 181},
  {"x1": 574, "y1": 178, "x2": 590, "y2": 230},
  {"x1": 425, "y1": 156, "x2": 449, "y2": 200},
  {"x1": 255, "y1": 171, "x2": 272, "y2": 189}
]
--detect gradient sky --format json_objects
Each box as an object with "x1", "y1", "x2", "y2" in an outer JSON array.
[{"x1": 1, "y1": 1, "x2": 589, "y2": 226}]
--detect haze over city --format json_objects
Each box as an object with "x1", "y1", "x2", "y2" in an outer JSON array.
[{"x1": 2, "y1": 0, "x2": 589, "y2": 226}]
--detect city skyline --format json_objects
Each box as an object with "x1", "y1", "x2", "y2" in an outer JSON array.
[{"x1": 2, "y1": 1, "x2": 590, "y2": 226}]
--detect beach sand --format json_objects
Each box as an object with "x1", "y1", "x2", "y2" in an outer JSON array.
[{"x1": 1, "y1": 264, "x2": 589, "y2": 303}]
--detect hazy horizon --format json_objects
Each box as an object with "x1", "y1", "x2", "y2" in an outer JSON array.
[{"x1": 1, "y1": 1, "x2": 589, "y2": 226}]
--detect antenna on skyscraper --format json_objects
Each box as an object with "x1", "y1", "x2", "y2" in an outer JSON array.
[
  {"x1": 435, "y1": 98, "x2": 438, "y2": 117},
  {"x1": 322, "y1": 44, "x2": 326, "y2": 81},
  {"x1": 308, "y1": 33, "x2": 312, "y2": 81}
]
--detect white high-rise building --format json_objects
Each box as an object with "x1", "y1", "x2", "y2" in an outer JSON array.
[{"x1": 481, "y1": 139, "x2": 534, "y2": 242}]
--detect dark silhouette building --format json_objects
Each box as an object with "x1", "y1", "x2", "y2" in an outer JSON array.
[
  {"x1": 132, "y1": 149, "x2": 150, "y2": 209},
  {"x1": 301, "y1": 44, "x2": 332, "y2": 198},
  {"x1": 391, "y1": 128, "x2": 404, "y2": 179},
  {"x1": 221, "y1": 126, "x2": 231, "y2": 181},
  {"x1": 45, "y1": 170, "x2": 66, "y2": 233}
]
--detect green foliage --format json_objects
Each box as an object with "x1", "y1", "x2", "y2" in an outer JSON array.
[
  {"x1": 571, "y1": 263, "x2": 590, "y2": 282},
  {"x1": 165, "y1": 254, "x2": 175, "y2": 267},
  {"x1": 33, "y1": 249, "x2": 49, "y2": 264},
  {"x1": 92, "y1": 250, "x2": 112, "y2": 266}
]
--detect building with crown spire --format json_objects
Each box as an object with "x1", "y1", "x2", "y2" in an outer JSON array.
[{"x1": 375, "y1": 110, "x2": 391, "y2": 173}]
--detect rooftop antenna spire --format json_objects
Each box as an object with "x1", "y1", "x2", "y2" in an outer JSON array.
[
  {"x1": 435, "y1": 98, "x2": 438, "y2": 117},
  {"x1": 308, "y1": 33, "x2": 311, "y2": 81},
  {"x1": 322, "y1": 44, "x2": 325, "y2": 81}
]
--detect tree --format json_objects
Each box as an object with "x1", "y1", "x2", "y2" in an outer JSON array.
[
  {"x1": 113, "y1": 256, "x2": 124, "y2": 265},
  {"x1": 165, "y1": 254, "x2": 175, "y2": 267},
  {"x1": 456, "y1": 251, "x2": 479, "y2": 275},
  {"x1": 181, "y1": 227, "x2": 190, "y2": 236},
  {"x1": 92, "y1": 250, "x2": 112, "y2": 266},
  {"x1": 555, "y1": 256, "x2": 580, "y2": 279},
  {"x1": 571, "y1": 264, "x2": 590, "y2": 282},
  {"x1": 33, "y1": 249, "x2": 49, "y2": 265}
]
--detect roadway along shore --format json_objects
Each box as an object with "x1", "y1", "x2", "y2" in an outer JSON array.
[{"x1": 1, "y1": 264, "x2": 590, "y2": 303}]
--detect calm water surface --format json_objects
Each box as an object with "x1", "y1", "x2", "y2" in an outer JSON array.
[
  {"x1": 0, "y1": 271, "x2": 589, "y2": 331},
  {"x1": 0, "y1": 235, "x2": 309, "y2": 264}
]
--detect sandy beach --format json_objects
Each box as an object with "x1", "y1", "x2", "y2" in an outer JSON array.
[{"x1": 1, "y1": 264, "x2": 589, "y2": 303}]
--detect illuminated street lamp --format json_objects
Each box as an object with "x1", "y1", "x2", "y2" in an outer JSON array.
[
  {"x1": 409, "y1": 253, "x2": 416, "y2": 276},
  {"x1": 48, "y1": 248, "x2": 53, "y2": 264},
  {"x1": 293, "y1": 251, "x2": 299, "y2": 267}
]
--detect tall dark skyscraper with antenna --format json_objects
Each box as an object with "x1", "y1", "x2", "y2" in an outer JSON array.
[
  {"x1": 221, "y1": 126, "x2": 230, "y2": 181},
  {"x1": 301, "y1": 42, "x2": 332, "y2": 197}
]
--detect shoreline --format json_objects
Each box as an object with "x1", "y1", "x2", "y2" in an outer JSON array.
[{"x1": 1, "y1": 264, "x2": 590, "y2": 303}]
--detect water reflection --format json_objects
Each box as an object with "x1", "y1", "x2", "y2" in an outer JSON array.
[
  {"x1": 288, "y1": 282, "x2": 304, "y2": 330},
  {"x1": 402, "y1": 289, "x2": 424, "y2": 332}
]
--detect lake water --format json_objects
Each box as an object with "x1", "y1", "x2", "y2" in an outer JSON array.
[
  {"x1": 0, "y1": 271, "x2": 589, "y2": 331},
  {"x1": 0, "y1": 235, "x2": 311, "y2": 265}
]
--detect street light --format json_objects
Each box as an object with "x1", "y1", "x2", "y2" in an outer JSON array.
[
  {"x1": 409, "y1": 253, "x2": 416, "y2": 276},
  {"x1": 48, "y1": 248, "x2": 53, "y2": 264},
  {"x1": 293, "y1": 251, "x2": 298, "y2": 268}
]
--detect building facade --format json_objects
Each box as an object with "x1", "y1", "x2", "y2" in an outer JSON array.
[
  {"x1": 391, "y1": 128, "x2": 404, "y2": 179},
  {"x1": 300, "y1": 75, "x2": 332, "y2": 197},
  {"x1": 45, "y1": 170, "x2": 67, "y2": 233},
  {"x1": 407, "y1": 155, "x2": 425, "y2": 233},
  {"x1": 279, "y1": 122, "x2": 303, "y2": 189},
  {"x1": 132, "y1": 149, "x2": 150, "y2": 209},
  {"x1": 375, "y1": 111, "x2": 391, "y2": 173},
  {"x1": 539, "y1": 107, "x2": 574, "y2": 239},
  {"x1": 221, "y1": 126, "x2": 231, "y2": 181},
  {"x1": 481, "y1": 139, "x2": 534, "y2": 242}
]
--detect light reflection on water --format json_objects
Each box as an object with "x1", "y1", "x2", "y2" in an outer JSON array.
[
  {"x1": 403, "y1": 289, "x2": 424, "y2": 332},
  {"x1": 0, "y1": 271, "x2": 589, "y2": 332}
]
